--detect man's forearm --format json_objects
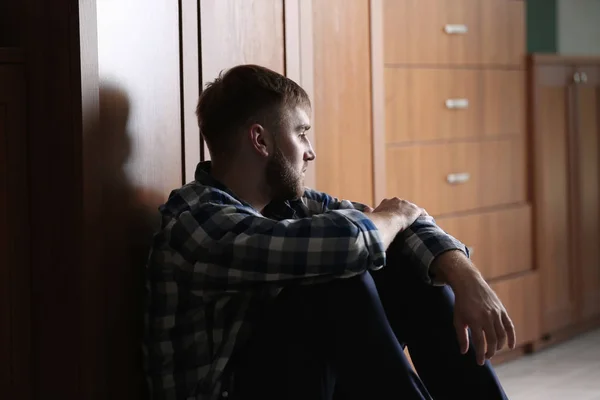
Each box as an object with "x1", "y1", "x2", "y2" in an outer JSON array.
[{"x1": 430, "y1": 249, "x2": 481, "y2": 287}]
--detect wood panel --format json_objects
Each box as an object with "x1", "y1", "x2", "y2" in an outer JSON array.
[
  {"x1": 385, "y1": 68, "x2": 482, "y2": 143},
  {"x1": 436, "y1": 205, "x2": 532, "y2": 280},
  {"x1": 383, "y1": 0, "x2": 481, "y2": 66},
  {"x1": 312, "y1": 0, "x2": 373, "y2": 205},
  {"x1": 490, "y1": 272, "x2": 540, "y2": 348},
  {"x1": 483, "y1": 70, "x2": 526, "y2": 137},
  {"x1": 481, "y1": 0, "x2": 525, "y2": 66},
  {"x1": 199, "y1": 0, "x2": 286, "y2": 162},
  {"x1": 0, "y1": 80, "x2": 9, "y2": 399},
  {"x1": 0, "y1": 63, "x2": 30, "y2": 400},
  {"x1": 533, "y1": 65, "x2": 575, "y2": 334},
  {"x1": 200, "y1": 0, "x2": 285, "y2": 79},
  {"x1": 95, "y1": 1, "x2": 184, "y2": 397},
  {"x1": 386, "y1": 137, "x2": 527, "y2": 216},
  {"x1": 575, "y1": 66, "x2": 600, "y2": 320},
  {"x1": 181, "y1": 0, "x2": 201, "y2": 183}
]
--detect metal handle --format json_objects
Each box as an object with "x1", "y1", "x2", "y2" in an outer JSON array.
[
  {"x1": 581, "y1": 72, "x2": 588, "y2": 83},
  {"x1": 574, "y1": 72, "x2": 581, "y2": 83},
  {"x1": 444, "y1": 24, "x2": 468, "y2": 35},
  {"x1": 445, "y1": 98, "x2": 469, "y2": 109},
  {"x1": 446, "y1": 172, "x2": 470, "y2": 184}
]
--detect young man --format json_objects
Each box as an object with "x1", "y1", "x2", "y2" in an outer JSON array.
[{"x1": 144, "y1": 65, "x2": 515, "y2": 400}]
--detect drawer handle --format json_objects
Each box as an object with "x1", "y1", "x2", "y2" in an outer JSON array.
[
  {"x1": 447, "y1": 172, "x2": 470, "y2": 184},
  {"x1": 444, "y1": 24, "x2": 468, "y2": 35},
  {"x1": 446, "y1": 98, "x2": 469, "y2": 109}
]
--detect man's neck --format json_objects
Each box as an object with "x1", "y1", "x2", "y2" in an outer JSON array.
[{"x1": 210, "y1": 162, "x2": 272, "y2": 212}]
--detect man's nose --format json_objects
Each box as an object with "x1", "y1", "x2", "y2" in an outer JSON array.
[{"x1": 305, "y1": 144, "x2": 316, "y2": 161}]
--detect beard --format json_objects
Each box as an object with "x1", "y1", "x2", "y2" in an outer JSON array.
[{"x1": 265, "y1": 146, "x2": 304, "y2": 202}]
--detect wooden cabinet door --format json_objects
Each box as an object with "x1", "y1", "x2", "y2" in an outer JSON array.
[
  {"x1": 383, "y1": 0, "x2": 480, "y2": 66},
  {"x1": 483, "y1": 70, "x2": 526, "y2": 137},
  {"x1": 533, "y1": 65, "x2": 576, "y2": 334},
  {"x1": 573, "y1": 65, "x2": 600, "y2": 321},
  {"x1": 0, "y1": 61, "x2": 30, "y2": 400},
  {"x1": 481, "y1": 0, "x2": 525, "y2": 66},
  {"x1": 312, "y1": 0, "x2": 373, "y2": 205},
  {"x1": 436, "y1": 205, "x2": 532, "y2": 281},
  {"x1": 491, "y1": 272, "x2": 541, "y2": 349},
  {"x1": 386, "y1": 137, "x2": 526, "y2": 216},
  {"x1": 385, "y1": 68, "x2": 482, "y2": 143},
  {"x1": 198, "y1": 0, "x2": 286, "y2": 162}
]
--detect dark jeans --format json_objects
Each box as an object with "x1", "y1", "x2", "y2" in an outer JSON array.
[{"x1": 227, "y1": 240, "x2": 508, "y2": 400}]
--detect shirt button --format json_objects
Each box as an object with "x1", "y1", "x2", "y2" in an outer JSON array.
[{"x1": 222, "y1": 391, "x2": 229, "y2": 398}]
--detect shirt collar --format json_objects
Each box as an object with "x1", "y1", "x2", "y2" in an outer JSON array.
[{"x1": 194, "y1": 161, "x2": 297, "y2": 220}]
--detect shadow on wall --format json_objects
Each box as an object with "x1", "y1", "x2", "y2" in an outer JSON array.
[{"x1": 86, "y1": 84, "x2": 163, "y2": 399}]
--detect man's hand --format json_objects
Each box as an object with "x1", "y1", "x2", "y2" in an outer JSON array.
[
  {"x1": 432, "y1": 250, "x2": 516, "y2": 366},
  {"x1": 363, "y1": 198, "x2": 427, "y2": 249}
]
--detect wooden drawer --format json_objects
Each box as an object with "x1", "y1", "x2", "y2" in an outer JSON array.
[
  {"x1": 490, "y1": 271, "x2": 541, "y2": 348},
  {"x1": 386, "y1": 137, "x2": 527, "y2": 215},
  {"x1": 481, "y1": 0, "x2": 525, "y2": 67},
  {"x1": 384, "y1": 0, "x2": 480, "y2": 66},
  {"x1": 483, "y1": 70, "x2": 526, "y2": 137},
  {"x1": 436, "y1": 205, "x2": 532, "y2": 280},
  {"x1": 385, "y1": 68, "x2": 482, "y2": 143}
]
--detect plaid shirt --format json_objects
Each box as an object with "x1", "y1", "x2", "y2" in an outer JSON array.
[{"x1": 144, "y1": 161, "x2": 467, "y2": 400}]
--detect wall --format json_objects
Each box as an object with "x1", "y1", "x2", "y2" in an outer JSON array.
[
  {"x1": 557, "y1": 0, "x2": 600, "y2": 55},
  {"x1": 527, "y1": 0, "x2": 558, "y2": 53}
]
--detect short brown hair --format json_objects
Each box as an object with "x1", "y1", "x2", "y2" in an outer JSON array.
[{"x1": 196, "y1": 64, "x2": 311, "y2": 158}]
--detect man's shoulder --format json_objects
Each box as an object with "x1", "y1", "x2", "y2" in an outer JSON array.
[
  {"x1": 299, "y1": 188, "x2": 365, "y2": 213},
  {"x1": 160, "y1": 181, "x2": 241, "y2": 218}
]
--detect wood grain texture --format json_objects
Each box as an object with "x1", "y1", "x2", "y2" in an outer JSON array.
[
  {"x1": 483, "y1": 70, "x2": 526, "y2": 137},
  {"x1": 22, "y1": 0, "x2": 89, "y2": 396},
  {"x1": 532, "y1": 65, "x2": 575, "y2": 334},
  {"x1": 199, "y1": 0, "x2": 286, "y2": 162},
  {"x1": 436, "y1": 205, "x2": 532, "y2": 280},
  {"x1": 385, "y1": 68, "x2": 482, "y2": 143},
  {"x1": 0, "y1": 101, "x2": 7, "y2": 398},
  {"x1": 285, "y1": 0, "x2": 317, "y2": 189},
  {"x1": 383, "y1": 0, "x2": 480, "y2": 66},
  {"x1": 182, "y1": 0, "x2": 202, "y2": 183},
  {"x1": 200, "y1": 0, "x2": 285, "y2": 79},
  {"x1": 490, "y1": 272, "x2": 540, "y2": 349},
  {"x1": 312, "y1": 0, "x2": 373, "y2": 204},
  {"x1": 371, "y1": 0, "x2": 387, "y2": 204},
  {"x1": 1, "y1": 64, "x2": 30, "y2": 400},
  {"x1": 386, "y1": 137, "x2": 527, "y2": 216},
  {"x1": 574, "y1": 66, "x2": 600, "y2": 321},
  {"x1": 481, "y1": 0, "x2": 525, "y2": 67},
  {"x1": 95, "y1": 1, "x2": 183, "y2": 397},
  {"x1": 531, "y1": 54, "x2": 600, "y2": 66}
]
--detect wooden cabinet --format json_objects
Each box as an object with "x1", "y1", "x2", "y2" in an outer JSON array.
[
  {"x1": 530, "y1": 55, "x2": 600, "y2": 337},
  {"x1": 574, "y1": 66, "x2": 600, "y2": 320},
  {"x1": 490, "y1": 271, "x2": 541, "y2": 348},
  {"x1": 481, "y1": 0, "x2": 525, "y2": 66},
  {"x1": 385, "y1": 69, "x2": 482, "y2": 143},
  {"x1": 0, "y1": 49, "x2": 30, "y2": 400},
  {"x1": 436, "y1": 205, "x2": 532, "y2": 281},
  {"x1": 312, "y1": 0, "x2": 374, "y2": 205},
  {"x1": 381, "y1": 0, "x2": 534, "y2": 363},
  {"x1": 483, "y1": 70, "x2": 526, "y2": 136},
  {"x1": 383, "y1": 0, "x2": 481, "y2": 66},
  {"x1": 386, "y1": 137, "x2": 527, "y2": 216}
]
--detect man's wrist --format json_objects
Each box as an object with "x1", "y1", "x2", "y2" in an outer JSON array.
[{"x1": 430, "y1": 250, "x2": 481, "y2": 287}]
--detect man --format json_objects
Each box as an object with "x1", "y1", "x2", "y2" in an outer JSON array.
[{"x1": 144, "y1": 65, "x2": 515, "y2": 400}]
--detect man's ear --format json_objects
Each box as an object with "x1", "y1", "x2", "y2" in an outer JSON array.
[{"x1": 248, "y1": 123, "x2": 272, "y2": 158}]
